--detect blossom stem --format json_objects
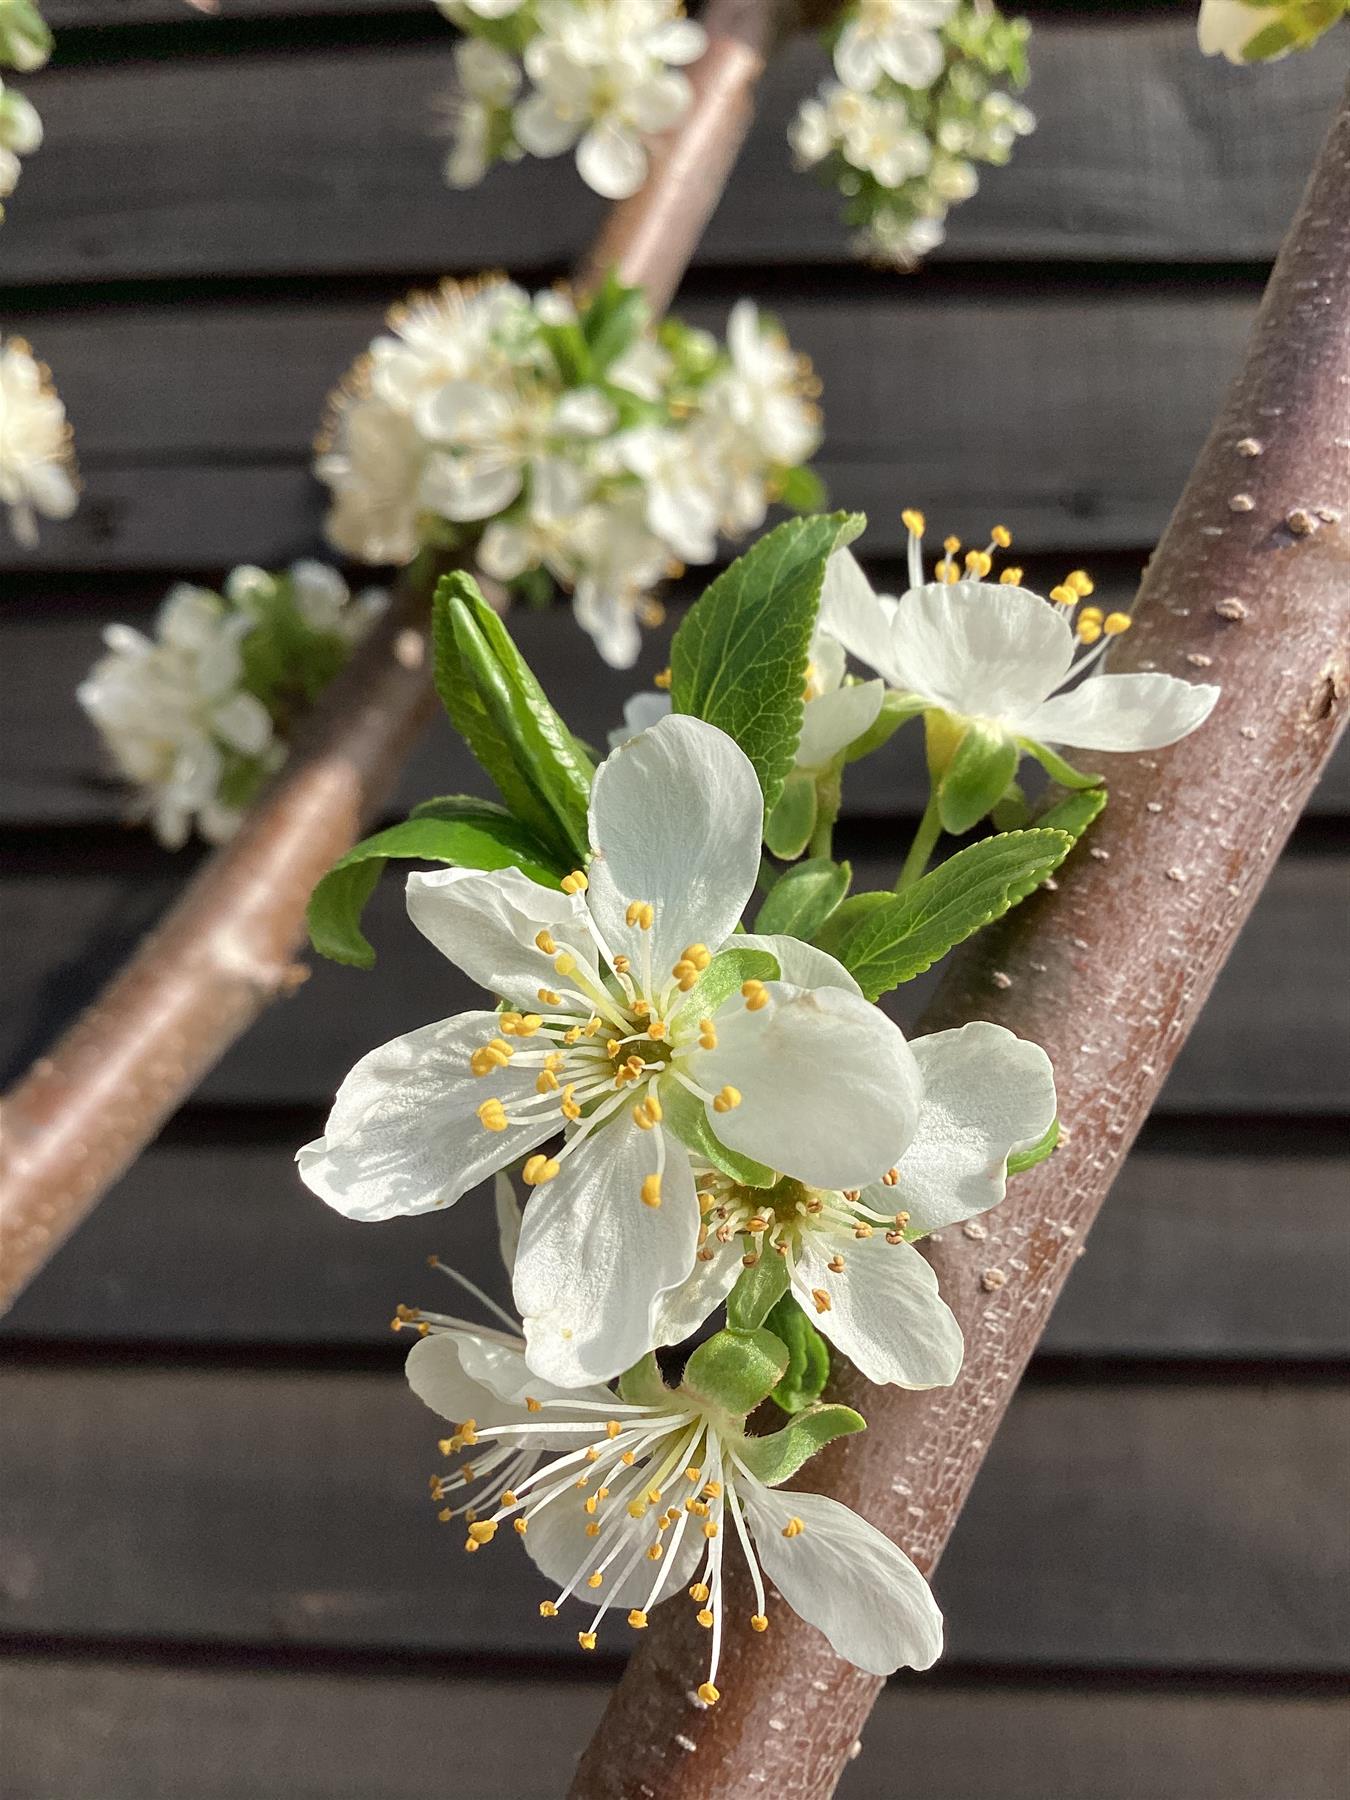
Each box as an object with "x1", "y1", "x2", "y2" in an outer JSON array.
[
  {"x1": 895, "y1": 790, "x2": 942, "y2": 891},
  {"x1": 807, "y1": 766, "x2": 843, "y2": 859}
]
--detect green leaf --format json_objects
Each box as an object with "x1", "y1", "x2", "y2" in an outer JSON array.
[
  {"x1": 763, "y1": 773, "x2": 817, "y2": 860},
  {"x1": 737, "y1": 1403, "x2": 866, "y2": 1485},
  {"x1": 756, "y1": 857, "x2": 851, "y2": 939},
  {"x1": 1018, "y1": 735, "x2": 1102, "y2": 792},
  {"x1": 660, "y1": 1080, "x2": 776, "y2": 1188},
  {"x1": 813, "y1": 828, "x2": 1073, "y2": 1001},
  {"x1": 844, "y1": 689, "x2": 926, "y2": 763},
  {"x1": 582, "y1": 270, "x2": 649, "y2": 373},
  {"x1": 937, "y1": 720, "x2": 1019, "y2": 835},
  {"x1": 618, "y1": 1352, "x2": 670, "y2": 1408},
  {"x1": 1007, "y1": 1116, "x2": 1060, "y2": 1177},
  {"x1": 670, "y1": 512, "x2": 864, "y2": 812},
  {"x1": 685, "y1": 946, "x2": 779, "y2": 1019},
  {"x1": 1034, "y1": 785, "x2": 1107, "y2": 841},
  {"x1": 682, "y1": 1328, "x2": 789, "y2": 1417},
  {"x1": 776, "y1": 463, "x2": 828, "y2": 513},
  {"x1": 764, "y1": 1294, "x2": 830, "y2": 1413},
  {"x1": 726, "y1": 1256, "x2": 790, "y2": 1332},
  {"x1": 307, "y1": 804, "x2": 563, "y2": 968}
]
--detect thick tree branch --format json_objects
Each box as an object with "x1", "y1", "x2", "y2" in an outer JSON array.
[
  {"x1": 570, "y1": 80, "x2": 1350, "y2": 1800},
  {"x1": 0, "y1": 0, "x2": 799, "y2": 1309}
]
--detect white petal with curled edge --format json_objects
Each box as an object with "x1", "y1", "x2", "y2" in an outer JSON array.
[
  {"x1": 514, "y1": 1119, "x2": 701, "y2": 1387},
  {"x1": 790, "y1": 1230, "x2": 963, "y2": 1389},
  {"x1": 698, "y1": 984, "x2": 922, "y2": 1189},
  {"x1": 733, "y1": 933, "x2": 860, "y2": 996},
  {"x1": 818, "y1": 550, "x2": 904, "y2": 684},
  {"x1": 405, "y1": 865, "x2": 588, "y2": 1003},
  {"x1": 741, "y1": 1482, "x2": 943, "y2": 1674},
  {"x1": 586, "y1": 714, "x2": 763, "y2": 981},
  {"x1": 607, "y1": 690, "x2": 672, "y2": 751},
  {"x1": 524, "y1": 1467, "x2": 705, "y2": 1607},
  {"x1": 646, "y1": 1233, "x2": 742, "y2": 1348},
  {"x1": 885, "y1": 583, "x2": 1075, "y2": 722},
  {"x1": 1020, "y1": 671, "x2": 1221, "y2": 753},
  {"x1": 495, "y1": 1172, "x2": 523, "y2": 1274},
  {"x1": 796, "y1": 680, "x2": 884, "y2": 773},
  {"x1": 296, "y1": 1011, "x2": 553, "y2": 1220},
  {"x1": 894, "y1": 1022, "x2": 1057, "y2": 1234}
]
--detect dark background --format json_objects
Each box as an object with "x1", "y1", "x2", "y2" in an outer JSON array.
[{"x1": 1, "y1": 4, "x2": 1348, "y2": 1796}]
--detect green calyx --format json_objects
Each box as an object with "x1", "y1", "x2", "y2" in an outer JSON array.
[
  {"x1": 736, "y1": 1404, "x2": 867, "y2": 1486},
  {"x1": 681, "y1": 1328, "x2": 789, "y2": 1418}
]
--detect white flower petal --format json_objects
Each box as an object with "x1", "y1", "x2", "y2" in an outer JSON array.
[
  {"x1": 734, "y1": 933, "x2": 860, "y2": 995},
  {"x1": 742, "y1": 1482, "x2": 943, "y2": 1674},
  {"x1": 888, "y1": 582, "x2": 1076, "y2": 721},
  {"x1": 893, "y1": 1021, "x2": 1057, "y2": 1233},
  {"x1": 818, "y1": 551, "x2": 904, "y2": 684},
  {"x1": 405, "y1": 1327, "x2": 605, "y2": 1431},
  {"x1": 608, "y1": 690, "x2": 673, "y2": 751},
  {"x1": 1021, "y1": 671, "x2": 1221, "y2": 754},
  {"x1": 586, "y1": 714, "x2": 763, "y2": 980},
  {"x1": 495, "y1": 1171, "x2": 523, "y2": 1274},
  {"x1": 796, "y1": 680, "x2": 884, "y2": 773},
  {"x1": 210, "y1": 691, "x2": 273, "y2": 757},
  {"x1": 513, "y1": 91, "x2": 582, "y2": 156},
  {"x1": 514, "y1": 1121, "x2": 700, "y2": 1386},
  {"x1": 405, "y1": 866, "x2": 588, "y2": 1004},
  {"x1": 647, "y1": 1232, "x2": 742, "y2": 1348},
  {"x1": 577, "y1": 122, "x2": 647, "y2": 200},
  {"x1": 791, "y1": 1232, "x2": 962, "y2": 1388},
  {"x1": 698, "y1": 984, "x2": 922, "y2": 1188},
  {"x1": 296, "y1": 1011, "x2": 552, "y2": 1221},
  {"x1": 524, "y1": 1463, "x2": 705, "y2": 1607}
]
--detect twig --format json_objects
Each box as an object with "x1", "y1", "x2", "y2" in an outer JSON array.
[
  {"x1": 0, "y1": 0, "x2": 799, "y2": 1310},
  {"x1": 569, "y1": 79, "x2": 1350, "y2": 1800}
]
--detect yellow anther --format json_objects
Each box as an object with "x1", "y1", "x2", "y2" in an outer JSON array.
[
  {"x1": 680, "y1": 943, "x2": 712, "y2": 971},
  {"x1": 1077, "y1": 606, "x2": 1103, "y2": 628},
  {"x1": 501, "y1": 1490, "x2": 518, "y2": 1507},
  {"x1": 782, "y1": 1517, "x2": 805, "y2": 1538},
  {"x1": 1103, "y1": 612, "x2": 1132, "y2": 636},
  {"x1": 517, "y1": 1014, "x2": 543, "y2": 1036},
  {"x1": 585, "y1": 1522, "x2": 601, "y2": 1537},
  {"x1": 625, "y1": 900, "x2": 655, "y2": 930},
  {"x1": 1049, "y1": 584, "x2": 1076, "y2": 606},
  {"x1": 578, "y1": 1632, "x2": 598, "y2": 1651},
  {"x1": 627, "y1": 1501, "x2": 648, "y2": 1520},
  {"x1": 646, "y1": 1544, "x2": 663, "y2": 1561},
  {"x1": 647, "y1": 1020, "x2": 667, "y2": 1041},
  {"x1": 882, "y1": 1166, "x2": 901, "y2": 1187},
  {"x1": 628, "y1": 1609, "x2": 648, "y2": 1629},
  {"x1": 1066, "y1": 569, "x2": 1094, "y2": 597},
  {"x1": 467, "y1": 1520, "x2": 497, "y2": 1545},
  {"x1": 539, "y1": 1600, "x2": 558, "y2": 1618},
  {"x1": 672, "y1": 959, "x2": 700, "y2": 991},
  {"x1": 828, "y1": 1254, "x2": 846, "y2": 1273},
  {"x1": 901, "y1": 507, "x2": 925, "y2": 536},
  {"x1": 513, "y1": 1517, "x2": 528, "y2": 1535},
  {"x1": 712, "y1": 1085, "x2": 742, "y2": 1114},
  {"x1": 537, "y1": 988, "x2": 561, "y2": 1006},
  {"x1": 641, "y1": 1174, "x2": 662, "y2": 1209},
  {"x1": 696, "y1": 1608, "x2": 714, "y2": 1628},
  {"x1": 585, "y1": 1017, "x2": 604, "y2": 1037},
  {"x1": 964, "y1": 549, "x2": 993, "y2": 579},
  {"x1": 554, "y1": 952, "x2": 577, "y2": 977},
  {"x1": 612, "y1": 953, "x2": 631, "y2": 974},
  {"x1": 499, "y1": 1012, "x2": 524, "y2": 1035},
  {"x1": 458, "y1": 1420, "x2": 479, "y2": 1445},
  {"x1": 535, "y1": 929, "x2": 558, "y2": 955},
  {"x1": 943, "y1": 535, "x2": 960, "y2": 554},
  {"x1": 561, "y1": 870, "x2": 588, "y2": 895},
  {"x1": 991, "y1": 524, "x2": 1012, "y2": 548},
  {"x1": 584, "y1": 1495, "x2": 599, "y2": 1516},
  {"x1": 436, "y1": 1506, "x2": 452, "y2": 1522},
  {"x1": 536, "y1": 1070, "x2": 559, "y2": 1095},
  {"x1": 1077, "y1": 621, "x2": 1102, "y2": 646},
  {"x1": 698, "y1": 1683, "x2": 720, "y2": 1706},
  {"x1": 603, "y1": 1419, "x2": 622, "y2": 1439},
  {"x1": 560, "y1": 1084, "x2": 581, "y2": 1121},
  {"x1": 698, "y1": 1019, "x2": 717, "y2": 1050},
  {"x1": 684, "y1": 1467, "x2": 701, "y2": 1483},
  {"x1": 526, "y1": 1397, "x2": 541, "y2": 1412},
  {"x1": 586, "y1": 1572, "x2": 604, "y2": 1589},
  {"x1": 477, "y1": 1099, "x2": 508, "y2": 1132},
  {"x1": 523, "y1": 1155, "x2": 561, "y2": 1186},
  {"x1": 646, "y1": 1487, "x2": 663, "y2": 1505},
  {"x1": 689, "y1": 1583, "x2": 710, "y2": 1603},
  {"x1": 633, "y1": 1102, "x2": 656, "y2": 1130},
  {"x1": 703, "y1": 1521, "x2": 718, "y2": 1540},
  {"x1": 999, "y1": 566, "x2": 1025, "y2": 586},
  {"x1": 606, "y1": 1038, "x2": 622, "y2": 1058},
  {"x1": 812, "y1": 1287, "x2": 832, "y2": 1313},
  {"x1": 750, "y1": 1613, "x2": 769, "y2": 1632},
  {"x1": 653, "y1": 667, "x2": 672, "y2": 690},
  {"x1": 937, "y1": 559, "x2": 959, "y2": 585},
  {"x1": 741, "y1": 979, "x2": 770, "y2": 1012}
]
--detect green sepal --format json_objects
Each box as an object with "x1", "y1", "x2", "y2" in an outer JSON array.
[
  {"x1": 755, "y1": 857, "x2": 851, "y2": 940},
  {"x1": 937, "y1": 721, "x2": 1020, "y2": 836},
  {"x1": 1007, "y1": 1116, "x2": 1060, "y2": 1177},
  {"x1": 306, "y1": 804, "x2": 564, "y2": 968},
  {"x1": 1018, "y1": 736, "x2": 1102, "y2": 792},
  {"x1": 844, "y1": 690, "x2": 926, "y2": 763},
  {"x1": 1034, "y1": 784, "x2": 1108, "y2": 840},
  {"x1": 686, "y1": 946, "x2": 779, "y2": 1019},
  {"x1": 991, "y1": 782, "x2": 1030, "y2": 832},
  {"x1": 764, "y1": 1294, "x2": 831, "y2": 1413},
  {"x1": 580, "y1": 270, "x2": 648, "y2": 374},
  {"x1": 670, "y1": 511, "x2": 864, "y2": 813},
  {"x1": 681, "y1": 1328, "x2": 789, "y2": 1417},
  {"x1": 764, "y1": 774, "x2": 817, "y2": 860},
  {"x1": 813, "y1": 828, "x2": 1073, "y2": 1001},
  {"x1": 726, "y1": 1255, "x2": 790, "y2": 1331},
  {"x1": 737, "y1": 1403, "x2": 866, "y2": 1485},
  {"x1": 660, "y1": 1080, "x2": 776, "y2": 1189},
  {"x1": 618, "y1": 1352, "x2": 670, "y2": 1408}
]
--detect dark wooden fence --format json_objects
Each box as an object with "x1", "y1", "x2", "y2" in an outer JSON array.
[{"x1": 1, "y1": 5, "x2": 1347, "y2": 1796}]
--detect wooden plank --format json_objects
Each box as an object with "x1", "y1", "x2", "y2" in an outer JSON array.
[
  {"x1": 5, "y1": 593, "x2": 1350, "y2": 826},
  {"x1": 7, "y1": 25, "x2": 1339, "y2": 284},
  {"x1": 2, "y1": 1658, "x2": 1346, "y2": 1800},
  {"x1": 0, "y1": 1366, "x2": 1343, "y2": 1669},
  {"x1": 4, "y1": 853, "x2": 1346, "y2": 1114},
  {"x1": 1, "y1": 1124, "x2": 1345, "y2": 1358},
  {"x1": 0, "y1": 288, "x2": 1259, "y2": 571}
]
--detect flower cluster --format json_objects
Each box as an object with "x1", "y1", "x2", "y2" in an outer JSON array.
[
  {"x1": 790, "y1": 0, "x2": 1034, "y2": 268},
  {"x1": 1196, "y1": 0, "x2": 1346, "y2": 61},
  {"x1": 439, "y1": 0, "x2": 706, "y2": 199},
  {"x1": 0, "y1": 334, "x2": 77, "y2": 547},
  {"x1": 0, "y1": 0, "x2": 52, "y2": 220},
  {"x1": 295, "y1": 509, "x2": 1220, "y2": 1700},
  {"x1": 78, "y1": 561, "x2": 386, "y2": 849},
  {"x1": 315, "y1": 275, "x2": 822, "y2": 667}
]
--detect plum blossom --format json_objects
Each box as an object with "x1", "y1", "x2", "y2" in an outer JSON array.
[
  {"x1": 404, "y1": 1315, "x2": 943, "y2": 1696},
  {"x1": 834, "y1": 0, "x2": 956, "y2": 92},
  {"x1": 0, "y1": 335, "x2": 77, "y2": 545},
  {"x1": 298, "y1": 716, "x2": 922, "y2": 1387}
]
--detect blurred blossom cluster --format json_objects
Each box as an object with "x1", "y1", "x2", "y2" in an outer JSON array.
[
  {"x1": 789, "y1": 0, "x2": 1034, "y2": 268},
  {"x1": 0, "y1": 334, "x2": 77, "y2": 546},
  {"x1": 1196, "y1": 0, "x2": 1346, "y2": 61},
  {"x1": 0, "y1": 0, "x2": 51, "y2": 219},
  {"x1": 439, "y1": 0, "x2": 706, "y2": 199},
  {"x1": 79, "y1": 563, "x2": 387, "y2": 848},
  {"x1": 315, "y1": 275, "x2": 823, "y2": 667}
]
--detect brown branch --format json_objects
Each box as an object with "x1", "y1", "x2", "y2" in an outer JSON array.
[
  {"x1": 569, "y1": 81, "x2": 1350, "y2": 1800},
  {"x1": 0, "y1": 0, "x2": 800, "y2": 1310}
]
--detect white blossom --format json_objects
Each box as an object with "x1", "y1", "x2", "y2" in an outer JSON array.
[
  {"x1": 1196, "y1": 0, "x2": 1288, "y2": 59},
  {"x1": 404, "y1": 1316, "x2": 943, "y2": 1693},
  {"x1": 0, "y1": 0, "x2": 52, "y2": 71},
  {"x1": 834, "y1": 0, "x2": 956, "y2": 93},
  {"x1": 0, "y1": 335, "x2": 77, "y2": 547},
  {"x1": 298, "y1": 715, "x2": 923, "y2": 1387},
  {"x1": 315, "y1": 388, "x2": 428, "y2": 565},
  {"x1": 446, "y1": 41, "x2": 523, "y2": 190}
]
